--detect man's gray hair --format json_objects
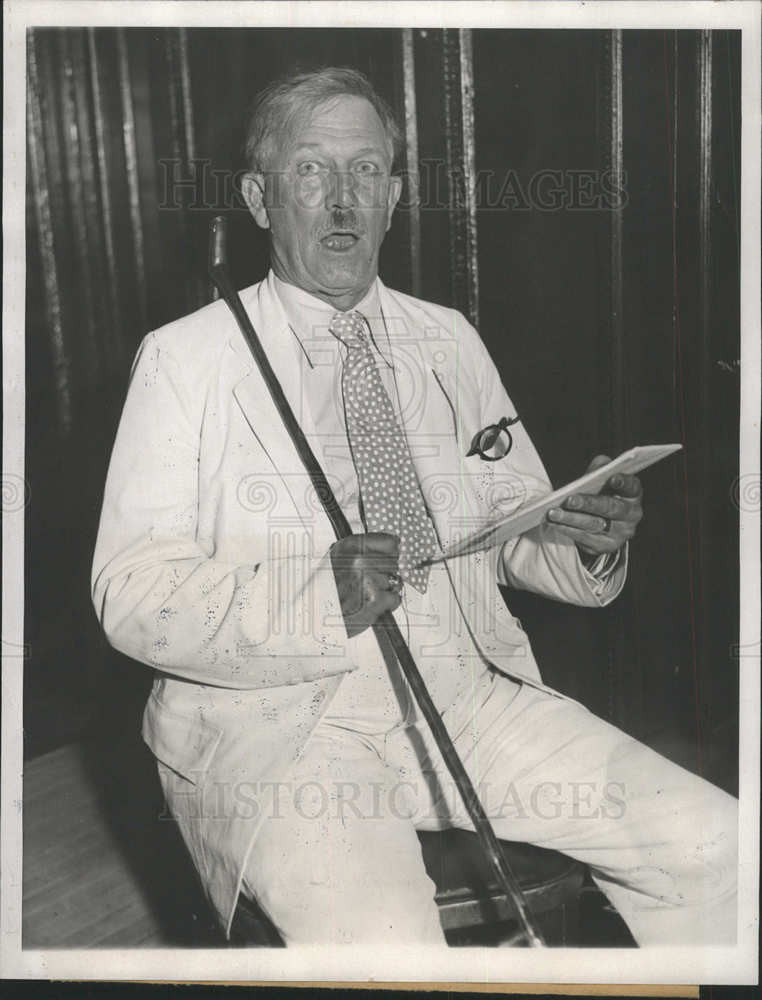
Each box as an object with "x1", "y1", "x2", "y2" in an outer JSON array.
[{"x1": 244, "y1": 66, "x2": 404, "y2": 172}]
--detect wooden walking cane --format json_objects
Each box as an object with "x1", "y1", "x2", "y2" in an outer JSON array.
[{"x1": 208, "y1": 215, "x2": 545, "y2": 947}]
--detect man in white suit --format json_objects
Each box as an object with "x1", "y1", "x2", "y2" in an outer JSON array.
[{"x1": 92, "y1": 67, "x2": 737, "y2": 947}]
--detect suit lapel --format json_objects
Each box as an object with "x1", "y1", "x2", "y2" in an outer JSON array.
[
  {"x1": 228, "y1": 276, "x2": 326, "y2": 468},
  {"x1": 227, "y1": 277, "x2": 336, "y2": 551}
]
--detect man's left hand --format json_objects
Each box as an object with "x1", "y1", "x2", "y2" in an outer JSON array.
[{"x1": 546, "y1": 454, "x2": 643, "y2": 557}]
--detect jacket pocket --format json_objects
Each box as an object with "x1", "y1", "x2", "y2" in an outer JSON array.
[{"x1": 142, "y1": 693, "x2": 223, "y2": 786}]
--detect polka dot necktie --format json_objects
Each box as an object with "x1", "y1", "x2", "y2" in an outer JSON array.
[{"x1": 329, "y1": 310, "x2": 438, "y2": 592}]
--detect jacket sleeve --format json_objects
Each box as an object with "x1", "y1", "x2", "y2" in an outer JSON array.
[
  {"x1": 455, "y1": 312, "x2": 626, "y2": 608},
  {"x1": 91, "y1": 332, "x2": 350, "y2": 689}
]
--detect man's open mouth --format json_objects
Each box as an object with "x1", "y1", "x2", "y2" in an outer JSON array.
[{"x1": 320, "y1": 232, "x2": 360, "y2": 251}]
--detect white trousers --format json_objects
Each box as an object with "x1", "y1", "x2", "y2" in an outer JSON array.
[{"x1": 242, "y1": 672, "x2": 738, "y2": 946}]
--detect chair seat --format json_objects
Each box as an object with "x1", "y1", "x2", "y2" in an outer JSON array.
[{"x1": 417, "y1": 829, "x2": 585, "y2": 934}]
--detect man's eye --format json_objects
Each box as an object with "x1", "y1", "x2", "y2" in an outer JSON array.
[
  {"x1": 354, "y1": 161, "x2": 381, "y2": 175},
  {"x1": 296, "y1": 161, "x2": 323, "y2": 177}
]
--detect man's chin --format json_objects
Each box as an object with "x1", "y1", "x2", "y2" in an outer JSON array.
[{"x1": 309, "y1": 263, "x2": 375, "y2": 303}]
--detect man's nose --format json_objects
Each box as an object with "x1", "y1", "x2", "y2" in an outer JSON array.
[{"x1": 325, "y1": 169, "x2": 357, "y2": 209}]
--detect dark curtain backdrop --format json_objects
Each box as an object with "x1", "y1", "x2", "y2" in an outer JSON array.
[{"x1": 25, "y1": 28, "x2": 741, "y2": 794}]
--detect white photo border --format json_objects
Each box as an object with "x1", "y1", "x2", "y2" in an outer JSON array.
[{"x1": 2, "y1": 0, "x2": 759, "y2": 986}]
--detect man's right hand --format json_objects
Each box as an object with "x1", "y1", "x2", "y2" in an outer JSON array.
[{"x1": 329, "y1": 533, "x2": 402, "y2": 637}]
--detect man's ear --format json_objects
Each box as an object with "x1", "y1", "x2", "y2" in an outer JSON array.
[
  {"x1": 385, "y1": 175, "x2": 403, "y2": 232},
  {"x1": 241, "y1": 172, "x2": 270, "y2": 230}
]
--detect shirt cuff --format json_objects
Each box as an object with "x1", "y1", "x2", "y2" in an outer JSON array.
[
  {"x1": 579, "y1": 548, "x2": 618, "y2": 577},
  {"x1": 579, "y1": 545, "x2": 627, "y2": 598}
]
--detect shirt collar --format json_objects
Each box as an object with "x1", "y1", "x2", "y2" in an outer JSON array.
[{"x1": 271, "y1": 271, "x2": 393, "y2": 370}]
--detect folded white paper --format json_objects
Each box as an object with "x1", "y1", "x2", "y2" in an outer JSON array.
[{"x1": 423, "y1": 443, "x2": 682, "y2": 564}]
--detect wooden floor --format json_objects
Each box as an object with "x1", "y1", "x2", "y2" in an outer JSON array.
[{"x1": 23, "y1": 738, "x2": 221, "y2": 949}]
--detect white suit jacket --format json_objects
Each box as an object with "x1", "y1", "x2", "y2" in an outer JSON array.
[{"x1": 91, "y1": 274, "x2": 625, "y2": 933}]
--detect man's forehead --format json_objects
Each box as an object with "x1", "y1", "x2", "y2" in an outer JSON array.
[{"x1": 291, "y1": 95, "x2": 390, "y2": 150}]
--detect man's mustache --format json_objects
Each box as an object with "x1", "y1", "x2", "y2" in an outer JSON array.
[{"x1": 315, "y1": 209, "x2": 367, "y2": 239}]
